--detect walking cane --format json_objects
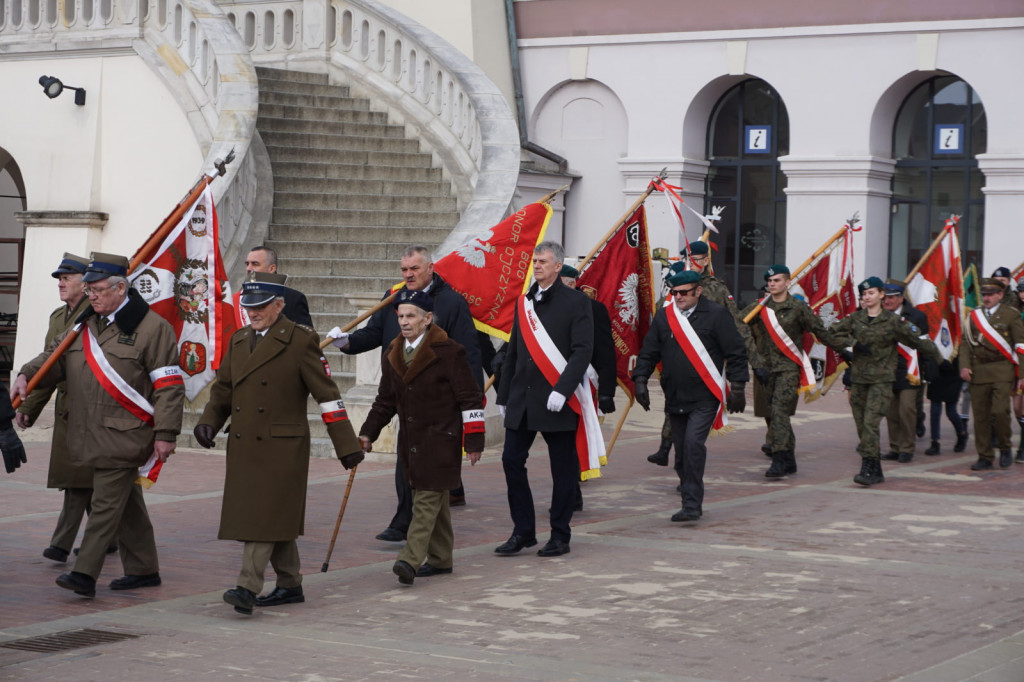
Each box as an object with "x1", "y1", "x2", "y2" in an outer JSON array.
[{"x1": 321, "y1": 464, "x2": 358, "y2": 572}]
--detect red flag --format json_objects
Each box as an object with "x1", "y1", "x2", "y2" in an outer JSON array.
[
  {"x1": 130, "y1": 185, "x2": 238, "y2": 400},
  {"x1": 905, "y1": 217, "x2": 964, "y2": 360},
  {"x1": 434, "y1": 202, "x2": 552, "y2": 341},
  {"x1": 575, "y1": 206, "x2": 657, "y2": 400}
]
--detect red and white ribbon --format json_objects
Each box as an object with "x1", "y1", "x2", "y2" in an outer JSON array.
[
  {"x1": 971, "y1": 309, "x2": 1021, "y2": 377},
  {"x1": 759, "y1": 305, "x2": 815, "y2": 391},
  {"x1": 897, "y1": 343, "x2": 921, "y2": 384},
  {"x1": 518, "y1": 297, "x2": 605, "y2": 479},
  {"x1": 665, "y1": 303, "x2": 728, "y2": 431},
  {"x1": 319, "y1": 399, "x2": 349, "y2": 424},
  {"x1": 149, "y1": 365, "x2": 185, "y2": 391},
  {"x1": 82, "y1": 325, "x2": 155, "y2": 426}
]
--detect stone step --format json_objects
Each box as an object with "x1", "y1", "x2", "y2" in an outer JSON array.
[
  {"x1": 257, "y1": 116, "x2": 406, "y2": 139},
  {"x1": 286, "y1": 274, "x2": 399, "y2": 296},
  {"x1": 273, "y1": 176, "x2": 450, "y2": 197},
  {"x1": 270, "y1": 161, "x2": 442, "y2": 182},
  {"x1": 258, "y1": 103, "x2": 390, "y2": 124},
  {"x1": 257, "y1": 77, "x2": 350, "y2": 98},
  {"x1": 269, "y1": 207, "x2": 458, "y2": 228},
  {"x1": 307, "y1": 293, "x2": 386, "y2": 315},
  {"x1": 282, "y1": 257, "x2": 403, "y2": 277},
  {"x1": 264, "y1": 145, "x2": 435, "y2": 168},
  {"x1": 267, "y1": 240, "x2": 408, "y2": 261},
  {"x1": 255, "y1": 67, "x2": 329, "y2": 85},
  {"x1": 260, "y1": 130, "x2": 422, "y2": 154},
  {"x1": 268, "y1": 223, "x2": 453, "y2": 243},
  {"x1": 259, "y1": 90, "x2": 373, "y2": 110},
  {"x1": 273, "y1": 192, "x2": 457, "y2": 213}
]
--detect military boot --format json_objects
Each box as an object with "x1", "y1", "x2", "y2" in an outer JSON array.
[
  {"x1": 764, "y1": 453, "x2": 787, "y2": 479},
  {"x1": 782, "y1": 450, "x2": 797, "y2": 475},
  {"x1": 853, "y1": 458, "x2": 874, "y2": 486},
  {"x1": 647, "y1": 440, "x2": 671, "y2": 466},
  {"x1": 873, "y1": 457, "x2": 885, "y2": 484},
  {"x1": 954, "y1": 430, "x2": 968, "y2": 453},
  {"x1": 999, "y1": 449, "x2": 1013, "y2": 469},
  {"x1": 924, "y1": 440, "x2": 940, "y2": 455}
]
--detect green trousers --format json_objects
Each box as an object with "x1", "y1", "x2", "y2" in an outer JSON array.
[
  {"x1": 238, "y1": 540, "x2": 301, "y2": 593},
  {"x1": 971, "y1": 380, "x2": 1014, "y2": 459},
  {"x1": 886, "y1": 387, "x2": 919, "y2": 454},
  {"x1": 399, "y1": 489, "x2": 453, "y2": 570},
  {"x1": 73, "y1": 467, "x2": 158, "y2": 580}
]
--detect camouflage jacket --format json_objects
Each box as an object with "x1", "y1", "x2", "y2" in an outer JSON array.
[
  {"x1": 700, "y1": 272, "x2": 761, "y2": 367},
  {"x1": 827, "y1": 308, "x2": 942, "y2": 385},
  {"x1": 742, "y1": 294, "x2": 846, "y2": 373}
]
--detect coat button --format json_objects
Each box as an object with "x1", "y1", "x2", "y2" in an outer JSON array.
[
  {"x1": 261, "y1": 380, "x2": 267, "y2": 386},
  {"x1": 256, "y1": 436, "x2": 262, "y2": 441},
  {"x1": 410, "y1": 447, "x2": 417, "y2": 453},
  {"x1": 235, "y1": 406, "x2": 241, "y2": 412},
  {"x1": 235, "y1": 433, "x2": 241, "y2": 439},
  {"x1": 258, "y1": 407, "x2": 264, "y2": 413}
]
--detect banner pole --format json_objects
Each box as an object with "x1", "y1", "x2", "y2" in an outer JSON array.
[
  {"x1": 577, "y1": 168, "x2": 667, "y2": 272},
  {"x1": 603, "y1": 399, "x2": 633, "y2": 459},
  {"x1": 905, "y1": 216, "x2": 958, "y2": 285}
]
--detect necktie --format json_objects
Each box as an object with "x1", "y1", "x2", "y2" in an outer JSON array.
[{"x1": 97, "y1": 317, "x2": 108, "y2": 332}]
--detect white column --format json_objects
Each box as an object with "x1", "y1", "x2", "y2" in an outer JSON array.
[{"x1": 977, "y1": 154, "x2": 1024, "y2": 275}]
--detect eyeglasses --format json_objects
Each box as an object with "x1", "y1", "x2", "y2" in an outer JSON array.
[
  {"x1": 670, "y1": 287, "x2": 698, "y2": 297},
  {"x1": 84, "y1": 284, "x2": 116, "y2": 296}
]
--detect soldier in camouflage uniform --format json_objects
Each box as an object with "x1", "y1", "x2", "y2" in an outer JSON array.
[
  {"x1": 743, "y1": 265, "x2": 847, "y2": 478},
  {"x1": 647, "y1": 242, "x2": 759, "y2": 468},
  {"x1": 827, "y1": 277, "x2": 943, "y2": 486}
]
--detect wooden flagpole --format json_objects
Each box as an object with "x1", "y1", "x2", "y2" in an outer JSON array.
[
  {"x1": 905, "y1": 216, "x2": 959, "y2": 286},
  {"x1": 12, "y1": 152, "x2": 236, "y2": 409},
  {"x1": 1011, "y1": 260, "x2": 1024, "y2": 280},
  {"x1": 742, "y1": 219, "x2": 855, "y2": 324},
  {"x1": 603, "y1": 398, "x2": 633, "y2": 458},
  {"x1": 576, "y1": 169, "x2": 667, "y2": 272}
]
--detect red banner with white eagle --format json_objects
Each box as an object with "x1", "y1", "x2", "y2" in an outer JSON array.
[
  {"x1": 575, "y1": 205, "x2": 657, "y2": 400},
  {"x1": 789, "y1": 225, "x2": 858, "y2": 401},
  {"x1": 905, "y1": 216, "x2": 964, "y2": 361},
  {"x1": 129, "y1": 185, "x2": 238, "y2": 400},
  {"x1": 434, "y1": 202, "x2": 552, "y2": 341}
]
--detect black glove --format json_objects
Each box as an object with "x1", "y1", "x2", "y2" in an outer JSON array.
[
  {"x1": 633, "y1": 378, "x2": 650, "y2": 412},
  {"x1": 853, "y1": 342, "x2": 873, "y2": 357},
  {"x1": 726, "y1": 383, "x2": 746, "y2": 414},
  {"x1": 840, "y1": 349, "x2": 853, "y2": 364},
  {"x1": 598, "y1": 395, "x2": 616, "y2": 414},
  {"x1": 842, "y1": 367, "x2": 852, "y2": 388},
  {"x1": 193, "y1": 423, "x2": 217, "y2": 449},
  {"x1": 340, "y1": 451, "x2": 365, "y2": 470},
  {"x1": 753, "y1": 368, "x2": 770, "y2": 387},
  {"x1": 490, "y1": 347, "x2": 507, "y2": 377},
  {"x1": 0, "y1": 425, "x2": 26, "y2": 474}
]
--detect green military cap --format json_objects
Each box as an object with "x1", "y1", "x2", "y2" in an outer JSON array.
[
  {"x1": 51, "y1": 252, "x2": 89, "y2": 278},
  {"x1": 83, "y1": 252, "x2": 129, "y2": 283},
  {"x1": 684, "y1": 241, "x2": 710, "y2": 257},
  {"x1": 667, "y1": 270, "x2": 701, "y2": 288},
  {"x1": 560, "y1": 264, "x2": 580, "y2": 279},
  {"x1": 980, "y1": 278, "x2": 1006, "y2": 294},
  {"x1": 764, "y1": 264, "x2": 790, "y2": 280},
  {"x1": 857, "y1": 276, "x2": 885, "y2": 294}
]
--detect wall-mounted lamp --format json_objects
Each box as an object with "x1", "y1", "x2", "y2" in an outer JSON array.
[{"x1": 39, "y1": 75, "x2": 86, "y2": 106}]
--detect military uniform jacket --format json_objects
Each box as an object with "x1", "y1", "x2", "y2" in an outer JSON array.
[
  {"x1": 360, "y1": 324, "x2": 484, "y2": 492},
  {"x1": 742, "y1": 294, "x2": 845, "y2": 374},
  {"x1": 497, "y1": 279, "x2": 594, "y2": 432},
  {"x1": 633, "y1": 297, "x2": 749, "y2": 412},
  {"x1": 701, "y1": 272, "x2": 761, "y2": 367},
  {"x1": 960, "y1": 303, "x2": 1024, "y2": 384},
  {"x1": 827, "y1": 308, "x2": 941, "y2": 385},
  {"x1": 198, "y1": 315, "x2": 362, "y2": 542},
  {"x1": 20, "y1": 290, "x2": 184, "y2": 469},
  {"x1": 18, "y1": 298, "x2": 92, "y2": 488}
]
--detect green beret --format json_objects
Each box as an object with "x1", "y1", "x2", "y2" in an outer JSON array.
[
  {"x1": 560, "y1": 264, "x2": 580, "y2": 279},
  {"x1": 669, "y1": 261, "x2": 687, "y2": 274},
  {"x1": 858, "y1": 276, "x2": 885, "y2": 294},
  {"x1": 667, "y1": 270, "x2": 701, "y2": 288},
  {"x1": 684, "y1": 241, "x2": 709, "y2": 257},
  {"x1": 764, "y1": 264, "x2": 790, "y2": 280}
]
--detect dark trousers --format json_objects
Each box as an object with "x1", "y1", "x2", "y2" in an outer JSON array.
[
  {"x1": 50, "y1": 487, "x2": 93, "y2": 552},
  {"x1": 388, "y1": 457, "x2": 464, "y2": 533},
  {"x1": 669, "y1": 406, "x2": 717, "y2": 515},
  {"x1": 501, "y1": 427, "x2": 577, "y2": 543},
  {"x1": 929, "y1": 400, "x2": 963, "y2": 440},
  {"x1": 73, "y1": 467, "x2": 158, "y2": 580}
]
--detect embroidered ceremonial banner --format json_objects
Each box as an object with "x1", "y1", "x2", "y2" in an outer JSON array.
[
  {"x1": 434, "y1": 203, "x2": 552, "y2": 341},
  {"x1": 130, "y1": 186, "x2": 238, "y2": 400},
  {"x1": 576, "y1": 205, "x2": 657, "y2": 401},
  {"x1": 905, "y1": 217, "x2": 964, "y2": 361}
]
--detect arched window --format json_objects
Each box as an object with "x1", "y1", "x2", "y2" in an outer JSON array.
[
  {"x1": 705, "y1": 79, "x2": 789, "y2": 306},
  {"x1": 889, "y1": 76, "x2": 986, "y2": 277}
]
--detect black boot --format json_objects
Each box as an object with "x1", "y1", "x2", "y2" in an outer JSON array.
[
  {"x1": 924, "y1": 440, "x2": 940, "y2": 455},
  {"x1": 853, "y1": 458, "x2": 874, "y2": 486},
  {"x1": 782, "y1": 450, "x2": 797, "y2": 474},
  {"x1": 647, "y1": 440, "x2": 671, "y2": 466},
  {"x1": 873, "y1": 457, "x2": 885, "y2": 484},
  {"x1": 1017, "y1": 421, "x2": 1024, "y2": 463},
  {"x1": 761, "y1": 443, "x2": 772, "y2": 458},
  {"x1": 764, "y1": 453, "x2": 787, "y2": 479},
  {"x1": 954, "y1": 430, "x2": 968, "y2": 453}
]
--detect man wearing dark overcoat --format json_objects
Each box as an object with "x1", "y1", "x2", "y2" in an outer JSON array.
[
  {"x1": 13, "y1": 253, "x2": 184, "y2": 598},
  {"x1": 194, "y1": 272, "x2": 364, "y2": 615},
  {"x1": 17, "y1": 253, "x2": 103, "y2": 562},
  {"x1": 495, "y1": 241, "x2": 593, "y2": 558},
  {"x1": 358, "y1": 289, "x2": 484, "y2": 585},
  {"x1": 880, "y1": 280, "x2": 932, "y2": 464},
  {"x1": 632, "y1": 270, "x2": 748, "y2": 523},
  {"x1": 242, "y1": 245, "x2": 313, "y2": 328}
]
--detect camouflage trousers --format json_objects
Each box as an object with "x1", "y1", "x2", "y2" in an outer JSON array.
[
  {"x1": 763, "y1": 370, "x2": 801, "y2": 453},
  {"x1": 850, "y1": 382, "x2": 895, "y2": 459}
]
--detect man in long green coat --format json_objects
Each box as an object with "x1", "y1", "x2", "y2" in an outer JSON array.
[{"x1": 194, "y1": 272, "x2": 364, "y2": 615}]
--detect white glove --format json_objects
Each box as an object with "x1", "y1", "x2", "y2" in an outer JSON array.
[
  {"x1": 326, "y1": 326, "x2": 350, "y2": 349},
  {"x1": 546, "y1": 391, "x2": 566, "y2": 412},
  {"x1": 498, "y1": 405, "x2": 506, "y2": 417}
]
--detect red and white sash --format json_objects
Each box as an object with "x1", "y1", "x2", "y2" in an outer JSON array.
[
  {"x1": 759, "y1": 305, "x2": 815, "y2": 391},
  {"x1": 897, "y1": 343, "x2": 921, "y2": 385},
  {"x1": 665, "y1": 303, "x2": 729, "y2": 431},
  {"x1": 971, "y1": 308, "x2": 1022, "y2": 377},
  {"x1": 517, "y1": 297, "x2": 605, "y2": 479},
  {"x1": 232, "y1": 292, "x2": 251, "y2": 327}
]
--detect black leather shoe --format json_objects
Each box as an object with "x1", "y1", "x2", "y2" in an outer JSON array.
[
  {"x1": 999, "y1": 449, "x2": 1013, "y2": 468},
  {"x1": 881, "y1": 451, "x2": 900, "y2": 461},
  {"x1": 897, "y1": 452, "x2": 913, "y2": 464},
  {"x1": 537, "y1": 539, "x2": 570, "y2": 557},
  {"x1": 223, "y1": 586, "x2": 257, "y2": 614},
  {"x1": 393, "y1": 560, "x2": 416, "y2": 585},
  {"x1": 43, "y1": 546, "x2": 69, "y2": 563},
  {"x1": 925, "y1": 440, "x2": 940, "y2": 455},
  {"x1": 676, "y1": 483, "x2": 683, "y2": 493},
  {"x1": 970, "y1": 458, "x2": 993, "y2": 471},
  {"x1": 56, "y1": 571, "x2": 96, "y2": 598},
  {"x1": 416, "y1": 563, "x2": 453, "y2": 577},
  {"x1": 954, "y1": 430, "x2": 968, "y2": 453},
  {"x1": 375, "y1": 528, "x2": 407, "y2": 542},
  {"x1": 1016, "y1": 447, "x2": 1024, "y2": 463},
  {"x1": 255, "y1": 585, "x2": 305, "y2": 606},
  {"x1": 110, "y1": 573, "x2": 161, "y2": 590},
  {"x1": 449, "y1": 494, "x2": 466, "y2": 507},
  {"x1": 671, "y1": 509, "x2": 701, "y2": 522},
  {"x1": 494, "y1": 534, "x2": 537, "y2": 555}
]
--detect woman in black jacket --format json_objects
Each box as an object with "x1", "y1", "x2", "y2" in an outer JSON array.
[{"x1": 924, "y1": 355, "x2": 967, "y2": 455}]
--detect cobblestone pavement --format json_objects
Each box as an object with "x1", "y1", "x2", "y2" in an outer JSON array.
[{"x1": 3, "y1": 386, "x2": 1024, "y2": 681}]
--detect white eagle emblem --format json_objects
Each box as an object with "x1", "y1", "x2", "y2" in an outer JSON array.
[
  {"x1": 818, "y1": 301, "x2": 840, "y2": 328},
  {"x1": 616, "y1": 273, "x2": 640, "y2": 329},
  {"x1": 454, "y1": 228, "x2": 495, "y2": 268}
]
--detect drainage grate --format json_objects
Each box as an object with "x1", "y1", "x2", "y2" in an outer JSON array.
[{"x1": 0, "y1": 629, "x2": 139, "y2": 653}]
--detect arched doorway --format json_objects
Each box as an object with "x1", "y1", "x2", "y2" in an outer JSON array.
[
  {"x1": 889, "y1": 76, "x2": 986, "y2": 277},
  {"x1": 704, "y1": 79, "x2": 790, "y2": 306},
  {"x1": 0, "y1": 148, "x2": 25, "y2": 377}
]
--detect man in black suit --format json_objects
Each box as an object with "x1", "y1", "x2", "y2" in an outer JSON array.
[
  {"x1": 245, "y1": 246, "x2": 313, "y2": 329},
  {"x1": 880, "y1": 279, "x2": 931, "y2": 464},
  {"x1": 495, "y1": 241, "x2": 594, "y2": 557},
  {"x1": 327, "y1": 245, "x2": 483, "y2": 541}
]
